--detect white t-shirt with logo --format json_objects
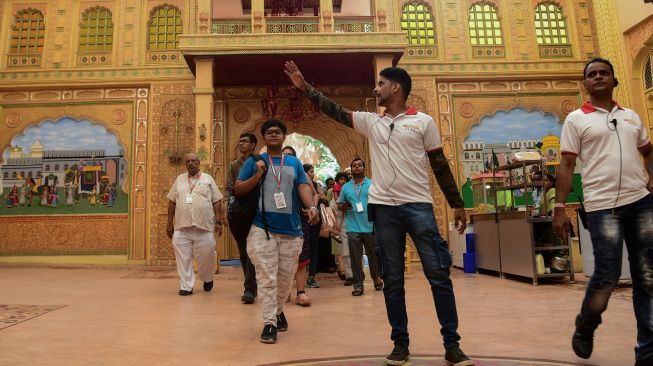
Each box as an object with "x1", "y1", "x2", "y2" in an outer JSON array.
[
  {"x1": 352, "y1": 107, "x2": 442, "y2": 205},
  {"x1": 560, "y1": 101, "x2": 651, "y2": 212}
]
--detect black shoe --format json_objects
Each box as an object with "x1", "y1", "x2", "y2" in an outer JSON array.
[
  {"x1": 241, "y1": 290, "x2": 255, "y2": 304},
  {"x1": 260, "y1": 324, "x2": 278, "y2": 344},
  {"x1": 444, "y1": 345, "x2": 473, "y2": 365},
  {"x1": 344, "y1": 277, "x2": 353, "y2": 286},
  {"x1": 203, "y1": 281, "x2": 213, "y2": 292},
  {"x1": 635, "y1": 358, "x2": 653, "y2": 366},
  {"x1": 276, "y1": 312, "x2": 288, "y2": 332},
  {"x1": 572, "y1": 314, "x2": 595, "y2": 359},
  {"x1": 385, "y1": 344, "x2": 409, "y2": 366},
  {"x1": 178, "y1": 289, "x2": 193, "y2": 296}
]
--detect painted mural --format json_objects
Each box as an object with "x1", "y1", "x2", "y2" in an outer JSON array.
[
  {"x1": 461, "y1": 108, "x2": 565, "y2": 209},
  {"x1": 0, "y1": 118, "x2": 128, "y2": 215}
]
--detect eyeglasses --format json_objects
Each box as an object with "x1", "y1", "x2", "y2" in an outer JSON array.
[
  {"x1": 238, "y1": 139, "x2": 251, "y2": 144},
  {"x1": 264, "y1": 130, "x2": 283, "y2": 136}
]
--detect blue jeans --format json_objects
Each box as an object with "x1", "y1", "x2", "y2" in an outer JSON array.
[
  {"x1": 583, "y1": 194, "x2": 653, "y2": 360},
  {"x1": 375, "y1": 203, "x2": 461, "y2": 349}
]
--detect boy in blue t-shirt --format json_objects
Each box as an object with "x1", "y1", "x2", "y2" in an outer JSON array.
[
  {"x1": 338, "y1": 158, "x2": 382, "y2": 296},
  {"x1": 235, "y1": 119, "x2": 318, "y2": 344}
]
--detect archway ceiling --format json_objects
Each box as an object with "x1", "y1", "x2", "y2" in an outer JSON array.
[{"x1": 186, "y1": 53, "x2": 399, "y2": 86}]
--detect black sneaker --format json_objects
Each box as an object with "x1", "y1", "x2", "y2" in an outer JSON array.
[
  {"x1": 276, "y1": 312, "x2": 288, "y2": 332},
  {"x1": 178, "y1": 289, "x2": 193, "y2": 296},
  {"x1": 444, "y1": 345, "x2": 473, "y2": 365},
  {"x1": 241, "y1": 290, "x2": 255, "y2": 304},
  {"x1": 260, "y1": 324, "x2": 277, "y2": 344},
  {"x1": 384, "y1": 344, "x2": 409, "y2": 366},
  {"x1": 344, "y1": 277, "x2": 354, "y2": 286},
  {"x1": 203, "y1": 281, "x2": 213, "y2": 292},
  {"x1": 572, "y1": 314, "x2": 595, "y2": 359}
]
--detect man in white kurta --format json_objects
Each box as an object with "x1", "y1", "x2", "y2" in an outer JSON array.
[{"x1": 166, "y1": 153, "x2": 223, "y2": 296}]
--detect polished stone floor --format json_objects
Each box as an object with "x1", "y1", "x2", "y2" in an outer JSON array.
[{"x1": 0, "y1": 262, "x2": 636, "y2": 365}]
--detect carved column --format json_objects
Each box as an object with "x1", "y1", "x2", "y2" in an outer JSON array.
[
  {"x1": 591, "y1": 0, "x2": 631, "y2": 107},
  {"x1": 373, "y1": 0, "x2": 387, "y2": 32},
  {"x1": 193, "y1": 57, "x2": 221, "y2": 270},
  {"x1": 197, "y1": 0, "x2": 212, "y2": 34},
  {"x1": 252, "y1": 0, "x2": 266, "y2": 33},
  {"x1": 319, "y1": 0, "x2": 334, "y2": 32},
  {"x1": 373, "y1": 55, "x2": 395, "y2": 114}
]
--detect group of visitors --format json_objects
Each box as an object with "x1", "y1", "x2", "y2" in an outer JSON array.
[{"x1": 164, "y1": 57, "x2": 653, "y2": 366}]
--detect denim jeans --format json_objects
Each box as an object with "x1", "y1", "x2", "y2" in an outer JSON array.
[
  {"x1": 375, "y1": 203, "x2": 461, "y2": 349},
  {"x1": 582, "y1": 194, "x2": 653, "y2": 360}
]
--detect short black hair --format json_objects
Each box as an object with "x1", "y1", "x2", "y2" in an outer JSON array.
[
  {"x1": 350, "y1": 157, "x2": 365, "y2": 169},
  {"x1": 380, "y1": 67, "x2": 412, "y2": 99},
  {"x1": 282, "y1": 145, "x2": 297, "y2": 156},
  {"x1": 544, "y1": 173, "x2": 556, "y2": 188},
  {"x1": 240, "y1": 132, "x2": 257, "y2": 145},
  {"x1": 261, "y1": 119, "x2": 287, "y2": 136},
  {"x1": 335, "y1": 172, "x2": 348, "y2": 183},
  {"x1": 325, "y1": 177, "x2": 334, "y2": 184},
  {"x1": 583, "y1": 58, "x2": 615, "y2": 78},
  {"x1": 303, "y1": 163, "x2": 313, "y2": 173}
]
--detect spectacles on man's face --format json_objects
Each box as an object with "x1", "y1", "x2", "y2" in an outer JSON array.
[
  {"x1": 264, "y1": 129, "x2": 284, "y2": 136},
  {"x1": 238, "y1": 139, "x2": 251, "y2": 144}
]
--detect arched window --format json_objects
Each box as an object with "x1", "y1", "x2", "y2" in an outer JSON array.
[
  {"x1": 148, "y1": 5, "x2": 182, "y2": 50},
  {"x1": 63, "y1": 164, "x2": 69, "y2": 170},
  {"x1": 10, "y1": 8, "x2": 45, "y2": 54},
  {"x1": 534, "y1": 2, "x2": 569, "y2": 45},
  {"x1": 476, "y1": 152, "x2": 481, "y2": 159},
  {"x1": 644, "y1": 53, "x2": 652, "y2": 91},
  {"x1": 400, "y1": 2, "x2": 435, "y2": 45},
  {"x1": 28, "y1": 172, "x2": 33, "y2": 178},
  {"x1": 468, "y1": 2, "x2": 503, "y2": 46},
  {"x1": 464, "y1": 152, "x2": 470, "y2": 159},
  {"x1": 45, "y1": 164, "x2": 50, "y2": 170},
  {"x1": 3, "y1": 172, "x2": 8, "y2": 179},
  {"x1": 54, "y1": 164, "x2": 60, "y2": 171},
  {"x1": 79, "y1": 7, "x2": 113, "y2": 52},
  {"x1": 12, "y1": 172, "x2": 17, "y2": 179}
]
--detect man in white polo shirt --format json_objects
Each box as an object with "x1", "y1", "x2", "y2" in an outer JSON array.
[
  {"x1": 554, "y1": 58, "x2": 653, "y2": 365},
  {"x1": 285, "y1": 62, "x2": 471, "y2": 366}
]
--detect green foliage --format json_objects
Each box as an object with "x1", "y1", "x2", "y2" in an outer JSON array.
[{"x1": 304, "y1": 136, "x2": 339, "y2": 183}]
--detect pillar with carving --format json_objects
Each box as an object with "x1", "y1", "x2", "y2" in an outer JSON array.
[
  {"x1": 196, "y1": 0, "x2": 212, "y2": 34},
  {"x1": 591, "y1": 0, "x2": 631, "y2": 107},
  {"x1": 320, "y1": 0, "x2": 334, "y2": 32},
  {"x1": 373, "y1": 0, "x2": 387, "y2": 32},
  {"x1": 373, "y1": 55, "x2": 394, "y2": 114},
  {"x1": 252, "y1": 0, "x2": 266, "y2": 33},
  {"x1": 192, "y1": 57, "x2": 221, "y2": 269}
]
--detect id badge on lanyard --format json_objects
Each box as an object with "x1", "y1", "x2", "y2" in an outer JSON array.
[
  {"x1": 354, "y1": 180, "x2": 364, "y2": 212},
  {"x1": 269, "y1": 154, "x2": 286, "y2": 209}
]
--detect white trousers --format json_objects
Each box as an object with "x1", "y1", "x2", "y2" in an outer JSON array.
[
  {"x1": 247, "y1": 225, "x2": 303, "y2": 326},
  {"x1": 172, "y1": 226, "x2": 216, "y2": 291}
]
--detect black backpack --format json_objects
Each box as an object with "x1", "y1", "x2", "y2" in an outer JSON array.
[{"x1": 228, "y1": 154, "x2": 270, "y2": 240}]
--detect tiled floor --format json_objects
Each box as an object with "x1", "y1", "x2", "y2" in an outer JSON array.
[{"x1": 0, "y1": 263, "x2": 636, "y2": 366}]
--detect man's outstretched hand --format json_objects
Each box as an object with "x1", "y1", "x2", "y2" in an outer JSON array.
[{"x1": 284, "y1": 61, "x2": 307, "y2": 90}]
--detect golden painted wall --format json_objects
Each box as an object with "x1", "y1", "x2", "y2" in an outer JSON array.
[{"x1": 0, "y1": 0, "x2": 615, "y2": 263}]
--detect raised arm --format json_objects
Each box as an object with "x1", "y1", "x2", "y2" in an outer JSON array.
[
  {"x1": 284, "y1": 61, "x2": 353, "y2": 128},
  {"x1": 427, "y1": 149, "x2": 466, "y2": 234}
]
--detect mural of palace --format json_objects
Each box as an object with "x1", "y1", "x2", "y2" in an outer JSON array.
[{"x1": 0, "y1": 0, "x2": 650, "y2": 263}]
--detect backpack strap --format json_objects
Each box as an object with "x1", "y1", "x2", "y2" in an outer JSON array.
[{"x1": 252, "y1": 154, "x2": 270, "y2": 240}]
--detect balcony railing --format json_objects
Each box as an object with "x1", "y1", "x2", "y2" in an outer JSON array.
[
  {"x1": 334, "y1": 16, "x2": 374, "y2": 33},
  {"x1": 211, "y1": 15, "x2": 376, "y2": 34},
  {"x1": 266, "y1": 16, "x2": 319, "y2": 33},
  {"x1": 211, "y1": 19, "x2": 252, "y2": 34}
]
